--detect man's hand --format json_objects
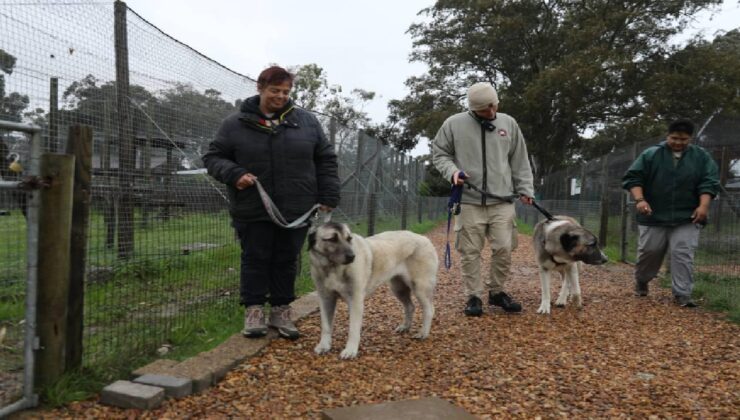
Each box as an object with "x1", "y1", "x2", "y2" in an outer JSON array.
[
  {"x1": 519, "y1": 195, "x2": 533, "y2": 205},
  {"x1": 452, "y1": 170, "x2": 465, "y2": 186},
  {"x1": 691, "y1": 204, "x2": 709, "y2": 224},
  {"x1": 235, "y1": 173, "x2": 257, "y2": 190},
  {"x1": 636, "y1": 200, "x2": 653, "y2": 216}
]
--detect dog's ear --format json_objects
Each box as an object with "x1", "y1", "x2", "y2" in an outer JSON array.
[
  {"x1": 560, "y1": 233, "x2": 580, "y2": 252},
  {"x1": 307, "y1": 231, "x2": 316, "y2": 251}
]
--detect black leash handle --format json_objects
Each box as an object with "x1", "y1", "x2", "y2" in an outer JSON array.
[{"x1": 463, "y1": 182, "x2": 518, "y2": 203}]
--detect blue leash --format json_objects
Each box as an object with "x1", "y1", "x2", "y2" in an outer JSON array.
[{"x1": 445, "y1": 171, "x2": 467, "y2": 270}]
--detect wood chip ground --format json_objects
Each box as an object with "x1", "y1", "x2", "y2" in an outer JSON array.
[{"x1": 28, "y1": 224, "x2": 740, "y2": 419}]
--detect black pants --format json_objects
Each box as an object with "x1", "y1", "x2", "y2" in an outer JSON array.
[{"x1": 233, "y1": 220, "x2": 308, "y2": 307}]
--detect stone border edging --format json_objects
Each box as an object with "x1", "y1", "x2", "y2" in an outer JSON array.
[{"x1": 100, "y1": 292, "x2": 321, "y2": 410}]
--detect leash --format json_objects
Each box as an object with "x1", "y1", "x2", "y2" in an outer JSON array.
[
  {"x1": 531, "y1": 200, "x2": 555, "y2": 221},
  {"x1": 254, "y1": 179, "x2": 326, "y2": 229},
  {"x1": 444, "y1": 172, "x2": 467, "y2": 270}
]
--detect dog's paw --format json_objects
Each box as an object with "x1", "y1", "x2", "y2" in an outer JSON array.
[
  {"x1": 314, "y1": 342, "x2": 332, "y2": 355},
  {"x1": 554, "y1": 303, "x2": 566, "y2": 308},
  {"x1": 537, "y1": 302, "x2": 551, "y2": 314},
  {"x1": 573, "y1": 294, "x2": 583, "y2": 309},
  {"x1": 339, "y1": 347, "x2": 359, "y2": 359},
  {"x1": 395, "y1": 324, "x2": 410, "y2": 333},
  {"x1": 413, "y1": 331, "x2": 429, "y2": 340}
]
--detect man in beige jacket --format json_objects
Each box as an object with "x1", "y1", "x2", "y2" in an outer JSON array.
[{"x1": 433, "y1": 82, "x2": 535, "y2": 316}]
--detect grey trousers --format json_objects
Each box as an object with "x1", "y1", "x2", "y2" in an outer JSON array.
[{"x1": 635, "y1": 223, "x2": 701, "y2": 297}]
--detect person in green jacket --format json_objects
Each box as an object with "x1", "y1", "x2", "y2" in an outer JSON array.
[
  {"x1": 622, "y1": 119, "x2": 720, "y2": 307},
  {"x1": 433, "y1": 82, "x2": 535, "y2": 316}
]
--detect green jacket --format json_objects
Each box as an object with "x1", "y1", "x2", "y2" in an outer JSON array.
[{"x1": 622, "y1": 141, "x2": 720, "y2": 226}]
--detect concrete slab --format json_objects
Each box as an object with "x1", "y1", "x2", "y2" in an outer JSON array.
[
  {"x1": 167, "y1": 358, "x2": 213, "y2": 393},
  {"x1": 99, "y1": 380, "x2": 165, "y2": 410},
  {"x1": 133, "y1": 374, "x2": 192, "y2": 398},
  {"x1": 321, "y1": 397, "x2": 477, "y2": 420}
]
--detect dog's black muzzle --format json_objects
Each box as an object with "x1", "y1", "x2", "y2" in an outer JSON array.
[
  {"x1": 582, "y1": 251, "x2": 608, "y2": 265},
  {"x1": 343, "y1": 252, "x2": 355, "y2": 264}
]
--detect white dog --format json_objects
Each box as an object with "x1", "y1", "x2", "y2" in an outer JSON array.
[{"x1": 307, "y1": 222, "x2": 438, "y2": 359}]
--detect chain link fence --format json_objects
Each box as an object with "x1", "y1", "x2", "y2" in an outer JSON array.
[{"x1": 0, "y1": 0, "x2": 446, "y2": 410}]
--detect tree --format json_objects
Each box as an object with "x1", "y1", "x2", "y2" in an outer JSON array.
[
  {"x1": 0, "y1": 48, "x2": 30, "y2": 123},
  {"x1": 397, "y1": 0, "x2": 723, "y2": 175},
  {"x1": 290, "y1": 63, "x2": 375, "y2": 129}
]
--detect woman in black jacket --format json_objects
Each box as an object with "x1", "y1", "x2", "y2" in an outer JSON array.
[{"x1": 203, "y1": 66, "x2": 340, "y2": 339}]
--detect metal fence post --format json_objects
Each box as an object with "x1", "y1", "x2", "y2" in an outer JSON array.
[
  {"x1": 598, "y1": 156, "x2": 609, "y2": 248},
  {"x1": 401, "y1": 154, "x2": 408, "y2": 229},
  {"x1": 0, "y1": 121, "x2": 41, "y2": 417},
  {"x1": 417, "y1": 159, "x2": 424, "y2": 223},
  {"x1": 367, "y1": 139, "x2": 381, "y2": 236}
]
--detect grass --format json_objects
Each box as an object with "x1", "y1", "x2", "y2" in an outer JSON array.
[{"x1": 659, "y1": 272, "x2": 740, "y2": 323}]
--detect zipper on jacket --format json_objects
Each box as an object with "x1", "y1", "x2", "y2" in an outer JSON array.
[{"x1": 480, "y1": 124, "x2": 487, "y2": 206}]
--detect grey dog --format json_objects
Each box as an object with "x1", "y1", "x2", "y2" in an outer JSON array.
[
  {"x1": 308, "y1": 222, "x2": 438, "y2": 359},
  {"x1": 533, "y1": 216, "x2": 608, "y2": 314}
]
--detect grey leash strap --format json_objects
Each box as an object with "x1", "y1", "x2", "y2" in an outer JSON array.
[{"x1": 254, "y1": 179, "x2": 321, "y2": 229}]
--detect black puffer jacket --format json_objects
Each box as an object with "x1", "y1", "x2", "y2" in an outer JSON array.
[{"x1": 202, "y1": 96, "x2": 340, "y2": 223}]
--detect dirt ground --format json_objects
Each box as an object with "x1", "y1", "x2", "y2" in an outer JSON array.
[{"x1": 32, "y1": 224, "x2": 740, "y2": 419}]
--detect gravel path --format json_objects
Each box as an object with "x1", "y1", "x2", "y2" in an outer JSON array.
[{"x1": 38, "y1": 224, "x2": 740, "y2": 419}]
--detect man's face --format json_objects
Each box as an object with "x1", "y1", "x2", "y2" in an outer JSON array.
[
  {"x1": 666, "y1": 131, "x2": 692, "y2": 153},
  {"x1": 258, "y1": 80, "x2": 292, "y2": 114},
  {"x1": 473, "y1": 104, "x2": 497, "y2": 120}
]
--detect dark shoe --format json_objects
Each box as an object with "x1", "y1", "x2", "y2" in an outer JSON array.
[
  {"x1": 489, "y1": 291, "x2": 523, "y2": 313},
  {"x1": 464, "y1": 296, "x2": 483, "y2": 317},
  {"x1": 268, "y1": 305, "x2": 300, "y2": 340},
  {"x1": 674, "y1": 295, "x2": 697, "y2": 308},
  {"x1": 242, "y1": 305, "x2": 268, "y2": 338},
  {"x1": 635, "y1": 280, "x2": 649, "y2": 297}
]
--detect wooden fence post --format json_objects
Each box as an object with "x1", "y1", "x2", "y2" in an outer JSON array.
[
  {"x1": 64, "y1": 126, "x2": 92, "y2": 370},
  {"x1": 115, "y1": 0, "x2": 135, "y2": 259},
  {"x1": 36, "y1": 153, "x2": 75, "y2": 387}
]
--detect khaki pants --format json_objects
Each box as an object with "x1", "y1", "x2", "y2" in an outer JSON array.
[{"x1": 454, "y1": 202, "x2": 517, "y2": 298}]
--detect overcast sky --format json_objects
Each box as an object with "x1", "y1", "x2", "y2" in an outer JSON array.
[{"x1": 123, "y1": 0, "x2": 739, "y2": 155}]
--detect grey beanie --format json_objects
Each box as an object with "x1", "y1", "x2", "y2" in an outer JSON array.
[{"x1": 467, "y1": 82, "x2": 499, "y2": 110}]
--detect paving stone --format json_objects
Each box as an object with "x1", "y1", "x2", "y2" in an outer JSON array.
[
  {"x1": 321, "y1": 397, "x2": 477, "y2": 420},
  {"x1": 291, "y1": 291, "x2": 320, "y2": 320},
  {"x1": 168, "y1": 358, "x2": 214, "y2": 393},
  {"x1": 133, "y1": 374, "x2": 192, "y2": 398},
  {"x1": 131, "y1": 358, "x2": 178, "y2": 377},
  {"x1": 99, "y1": 380, "x2": 164, "y2": 410}
]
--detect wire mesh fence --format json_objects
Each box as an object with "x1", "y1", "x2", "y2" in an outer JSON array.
[
  {"x1": 527, "y1": 126, "x2": 739, "y2": 305},
  {"x1": 0, "y1": 0, "x2": 447, "y2": 406}
]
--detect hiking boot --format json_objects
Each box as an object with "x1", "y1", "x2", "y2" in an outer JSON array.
[
  {"x1": 269, "y1": 305, "x2": 300, "y2": 340},
  {"x1": 464, "y1": 296, "x2": 483, "y2": 317},
  {"x1": 489, "y1": 291, "x2": 523, "y2": 313},
  {"x1": 674, "y1": 295, "x2": 697, "y2": 308},
  {"x1": 242, "y1": 305, "x2": 268, "y2": 338},
  {"x1": 635, "y1": 280, "x2": 649, "y2": 297}
]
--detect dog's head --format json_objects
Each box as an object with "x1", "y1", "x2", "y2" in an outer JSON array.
[
  {"x1": 307, "y1": 221, "x2": 356, "y2": 265},
  {"x1": 559, "y1": 226, "x2": 608, "y2": 265}
]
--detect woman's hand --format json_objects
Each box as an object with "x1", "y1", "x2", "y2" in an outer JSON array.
[{"x1": 236, "y1": 173, "x2": 257, "y2": 190}]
